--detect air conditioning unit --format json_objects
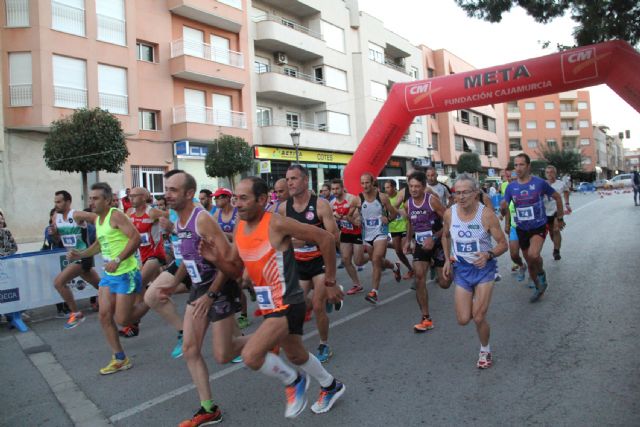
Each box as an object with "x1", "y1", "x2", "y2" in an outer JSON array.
[{"x1": 274, "y1": 51, "x2": 288, "y2": 65}]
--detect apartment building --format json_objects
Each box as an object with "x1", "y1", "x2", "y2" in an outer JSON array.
[
  {"x1": 505, "y1": 90, "x2": 595, "y2": 171},
  {"x1": 420, "y1": 46, "x2": 507, "y2": 176},
  {"x1": 624, "y1": 148, "x2": 640, "y2": 172}
]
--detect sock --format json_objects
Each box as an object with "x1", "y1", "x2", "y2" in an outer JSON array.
[
  {"x1": 319, "y1": 340, "x2": 327, "y2": 346},
  {"x1": 115, "y1": 351, "x2": 126, "y2": 361},
  {"x1": 423, "y1": 314, "x2": 431, "y2": 320},
  {"x1": 480, "y1": 344, "x2": 491, "y2": 353},
  {"x1": 258, "y1": 352, "x2": 297, "y2": 385},
  {"x1": 299, "y1": 352, "x2": 334, "y2": 388},
  {"x1": 322, "y1": 378, "x2": 337, "y2": 391},
  {"x1": 201, "y1": 399, "x2": 214, "y2": 413}
]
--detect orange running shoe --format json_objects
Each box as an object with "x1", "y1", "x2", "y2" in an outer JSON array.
[{"x1": 413, "y1": 317, "x2": 434, "y2": 333}]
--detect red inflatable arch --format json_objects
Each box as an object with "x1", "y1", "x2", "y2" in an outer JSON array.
[{"x1": 343, "y1": 40, "x2": 640, "y2": 192}]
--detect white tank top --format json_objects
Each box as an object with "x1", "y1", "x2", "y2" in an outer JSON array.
[
  {"x1": 359, "y1": 192, "x2": 388, "y2": 241},
  {"x1": 450, "y1": 203, "x2": 493, "y2": 264}
]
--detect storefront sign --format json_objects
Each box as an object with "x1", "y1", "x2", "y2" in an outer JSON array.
[
  {"x1": 254, "y1": 146, "x2": 352, "y2": 164},
  {"x1": 258, "y1": 160, "x2": 271, "y2": 174}
]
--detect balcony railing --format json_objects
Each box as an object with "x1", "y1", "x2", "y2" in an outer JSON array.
[
  {"x1": 171, "y1": 39, "x2": 244, "y2": 68},
  {"x1": 253, "y1": 14, "x2": 323, "y2": 40},
  {"x1": 173, "y1": 105, "x2": 247, "y2": 128},
  {"x1": 507, "y1": 107, "x2": 520, "y2": 113},
  {"x1": 99, "y1": 93, "x2": 128, "y2": 115},
  {"x1": 54, "y1": 85, "x2": 87, "y2": 109},
  {"x1": 6, "y1": 0, "x2": 29, "y2": 27},
  {"x1": 51, "y1": 0, "x2": 85, "y2": 36},
  {"x1": 383, "y1": 57, "x2": 407, "y2": 74},
  {"x1": 97, "y1": 13, "x2": 126, "y2": 45},
  {"x1": 9, "y1": 84, "x2": 32, "y2": 106},
  {"x1": 259, "y1": 120, "x2": 325, "y2": 131},
  {"x1": 255, "y1": 64, "x2": 323, "y2": 84}
]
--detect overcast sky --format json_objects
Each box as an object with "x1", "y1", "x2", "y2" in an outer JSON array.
[{"x1": 359, "y1": 0, "x2": 640, "y2": 149}]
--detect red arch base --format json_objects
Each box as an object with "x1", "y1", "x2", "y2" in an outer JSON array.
[{"x1": 343, "y1": 40, "x2": 640, "y2": 192}]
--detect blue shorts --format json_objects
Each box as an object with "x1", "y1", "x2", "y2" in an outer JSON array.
[
  {"x1": 453, "y1": 258, "x2": 497, "y2": 292},
  {"x1": 509, "y1": 228, "x2": 518, "y2": 241},
  {"x1": 99, "y1": 270, "x2": 142, "y2": 295}
]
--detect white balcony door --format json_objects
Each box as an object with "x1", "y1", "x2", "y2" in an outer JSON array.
[
  {"x1": 210, "y1": 35, "x2": 230, "y2": 65},
  {"x1": 213, "y1": 94, "x2": 232, "y2": 127},
  {"x1": 183, "y1": 26, "x2": 204, "y2": 58},
  {"x1": 185, "y1": 88, "x2": 206, "y2": 123}
]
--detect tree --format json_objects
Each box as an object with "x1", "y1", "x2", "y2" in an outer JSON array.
[
  {"x1": 454, "y1": 1, "x2": 640, "y2": 47},
  {"x1": 43, "y1": 108, "x2": 129, "y2": 207},
  {"x1": 538, "y1": 144, "x2": 582, "y2": 175},
  {"x1": 204, "y1": 135, "x2": 253, "y2": 190},
  {"x1": 457, "y1": 152, "x2": 483, "y2": 174}
]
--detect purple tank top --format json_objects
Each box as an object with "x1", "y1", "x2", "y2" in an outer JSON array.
[
  {"x1": 176, "y1": 206, "x2": 216, "y2": 285},
  {"x1": 408, "y1": 194, "x2": 439, "y2": 244}
]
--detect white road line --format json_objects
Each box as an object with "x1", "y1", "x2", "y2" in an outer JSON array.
[
  {"x1": 109, "y1": 288, "x2": 412, "y2": 423},
  {"x1": 570, "y1": 198, "x2": 601, "y2": 213}
]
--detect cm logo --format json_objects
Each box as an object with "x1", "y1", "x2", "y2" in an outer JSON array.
[
  {"x1": 409, "y1": 83, "x2": 431, "y2": 95},
  {"x1": 405, "y1": 82, "x2": 436, "y2": 111},
  {"x1": 561, "y1": 47, "x2": 598, "y2": 83},
  {"x1": 566, "y1": 49, "x2": 592, "y2": 63}
]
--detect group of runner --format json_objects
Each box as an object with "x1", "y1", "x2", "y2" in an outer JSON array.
[{"x1": 47, "y1": 153, "x2": 568, "y2": 425}]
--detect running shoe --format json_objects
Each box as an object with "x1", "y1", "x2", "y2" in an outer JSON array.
[
  {"x1": 477, "y1": 351, "x2": 493, "y2": 369},
  {"x1": 402, "y1": 270, "x2": 415, "y2": 280},
  {"x1": 364, "y1": 290, "x2": 378, "y2": 305},
  {"x1": 285, "y1": 373, "x2": 309, "y2": 418},
  {"x1": 99, "y1": 356, "x2": 132, "y2": 375},
  {"x1": 231, "y1": 356, "x2": 243, "y2": 364},
  {"x1": 119, "y1": 324, "x2": 140, "y2": 338},
  {"x1": 511, "y1": 263, "x2": 519, "y2": 272},
  {"x1": 178, "y1": 406, "x2": 222, "y2": 427},
  {"x1": 553, "y1": 249, "x2": 561, "y2": 260},
  {"x1": 316, "y1": 344, "x2": 333, "y2": 363},
  {"x1": 393, "y1": 262, "x2": 401, "y2": 282},
  {"x1": 357, "y1": 266, "x2": 364, "y2": 272},
  {"x1": 237, "y1": 314, "x2": 251, "y2": 330},
  {"x1": 413, "y1": 317, "x2": 434, "y2": 333},
  {"x1": 494, "y1": 273, "x2": 502, "y2": 283},
  {"x1": 171, "y1": 335, "x2": 184, "y2": 359},
  {"x1": 64, "y1": 312, "x2": 85, "y2": 330},
  {"x1": 346, "y1": 285, "x2": 364, "y2": 295},
  {"x1": 310, "y1": 381, "x2": 346, "y2": 414},
  {"x1": 517, "y1": 265, "x2": 527, "y2": 282},
  {"x1": 529, "y1": 273, "x2": 548, "y2": 303}
]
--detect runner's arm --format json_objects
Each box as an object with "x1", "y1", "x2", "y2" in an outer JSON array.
[
  {"x1": 392, "y1": 188, "x2": 404, "y2": 209},
  {"x1": 381, "y1": 194, "x2": 397, "y2": 220},
  {"x1": 317, "y1": 198, "x2": 339, "y2": 242},
  {"x1": 72, "y1": 210, "x2": 97, "y2": 225},
  {"x1": 347, "y1": 197, "x2": 361, "y2": 226},
  {"x1": 484, "y1": 208, "x2": 508, "y2": 258},
  {"x1": 441, "y1": 209, "x2": 452, "y2": 261},
  {"x1": 69, "y1": 239, "x2": 101, "y2": 260},
  {"x1": 197, "y1": 211, "x2": 243, "y2": 279},
  {"x1": 149, "y1": 207, "x2": 169, "y2": 221}
]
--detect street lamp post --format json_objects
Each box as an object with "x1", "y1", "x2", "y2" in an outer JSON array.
[
  {"x1": 426, "y1": 144, "x2": 433, "y2": 166},
  {"x1": 290, "y1": 128, "x2": 300, "y2": 164},
  {"x1": 488, "y1": 153, "x2": 493, "y2": 169}
]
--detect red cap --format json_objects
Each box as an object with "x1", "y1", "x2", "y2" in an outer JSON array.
[{"x1": 213, "y1": 188, "x2": 233, "y2": 198}]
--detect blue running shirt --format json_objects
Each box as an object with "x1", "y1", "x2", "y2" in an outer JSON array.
[{"x1": 504, "y1": 176, "x2": 555, "y2": 230}]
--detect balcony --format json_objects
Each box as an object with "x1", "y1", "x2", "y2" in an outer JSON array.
[
  {"x1": 168, "y1": 0, "x2": 243, "y2": 33},
  {"x1": 559, "y1": 90, "x2": 578, "y2": 100},
  {"x1": 258, "y1": 122, "x2": 354, "y2": 153},
  {"x1": 258, "y1": 0, "x2": 321, "y2": 16},
  {"x1": 561, "y1": 128, "x2": 580, "y2": 137},
  {"x1": 54, "y1": 86, "x2": 87, "y2": 109},
  {"x1": 507, "y1": 108, "x2": 521, "y2": 119},
  {"x1": 256, "y1": 66, "x2": 334, "y2": 105},
  {"x1": 9, "y1": 84, "x2": 32, "y2": 106},
  {"x1": 170, "y1": 39, "x2": 245, "y2": 89},
  {"x1": 508, "y1": 130, "x2": 522, "y2": 138},
  {"x1": 172, "y1": 104, "x2": 248, "y2": 142},
  {"x1": 6, "y1": 0, "x2": 29, "y2": 27},
  {"x1": 99, "y1": 93, "x2": 128, "y2": 115},
  {"x1": 559, "y1": 109, "x2": 579, "y2": 118},
  {"x1": 254, "y1": 14, "x2": 324, "y2": 61}
]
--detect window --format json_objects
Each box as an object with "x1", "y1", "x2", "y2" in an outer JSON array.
[
  {"x1": 578, "y1": 101, "x2": 588, "y2": 110},
  {"x1": 561, "y1": 120, "x2": 575, "y2": 130},
  {"x1": 286, "y1": 112, "x2": 300, "y2": 129},
  {"x1": 6, "y1": 0, "x2": 29, "y2": 27},
  {"x1": 546, "y1": 139, "x2": 557, "y2": 148},
  {"x1": 524, "y1": 102, "x2": 535, "y2": 110},
  {"x1": 560, "y1": 102, "x2": 574, "y2": 112},
  {"x1": 256, "y1": 106, "x2": 271, "y2": 127},
  {"x1": 508, "y1": 120, "x2": 520, "y2": 131},
  {"x1": 137, "y1": 42, "x2": 155, "y2": 62},
  {"x1": 210, "y1": 35, "x2": 230, "y2": 65},
  {"x1": 52, "y1": 0, "x2": 85, "y2": 36},
  {"x1": 184, "y1": 88, "x2": 205, "y2": 123},
  {"x1": 368, "y1": 42, "x2": 384, "y2": 64},
  {"x1": 472, "y1": 115, "x2": 480, "y2": 127},
  {"x1": 321, "y1": 21, "x2": 345, "y2": 53},
  {"x1": 131, "y1": 166, "x2": 165, "y2": 197},
  {"x1": 283, "y1": 65, "x2": 298, "y2": 77},
  {"x1": 314, "y1": 67, "x2": 324, "y2": 84},
  {"x1": 460, "y1": 110, "x2": 470, "y2": 124},
  {"x1": 324, "y1": 66, "x2": 347, "y2": 90},
  {"x1": 53, "y1": 55, "x2": 87, "y2": 109},
  {"x1": 8, "y1": 52, "x2": 32, "y2": 106},
  {"x1": 544, "y1": 101, "x2": 554, "y2": 110},
  {"x1": 582, "y1": 157, "x2": 592, "y2": 165},
  {"x1": 580, "y1": 138, "x2": 591, "y2": 146},
  {"x1": 545, "y1": 120, "x2": 556, "y2": 129},
  {"x1": 527, "y1": 139, "x2": 538, "y2": 148},
  {"x1": 431, "y1": 132, "x2": 439, "y2": 150},
  {"x1": 370, "y1": 81, "x2": 387, "y2": 101},
  {"x1": 138, "y1": 110, "x2": 158, "y2": 130},
  {"x1": 183, "y1": 26, "x2": 204, "y2": 57},
  {"x1": 427, "y1": 68, "x2": 435, "y2": 78},
  {"x1": 327, "y1": 111, "x2": 349, "y2": 135},
  {"x1": 579, "y1": 120, "x2": 590, "y2": 128},
  {"x1": 526, "y1": 120, "x2": 537, "y2": 129},
  {"x1": 96, "y1": 0, "x2": 125, "y2": 45},
  {"x1": 563, "y1": 138, "x2": 576, "y2": 149},
  {"x1": 455, "y1": 135, "x2": 463, "y2": 151},
  {"x1": 410, "y1": 66, "x2": 419, "y2": 80},
  {"x1": 254, "y1": 57, "x2": 269, "y2": 73},
  {"x1": 98, "y1": 64, "x2": 128, "y2": 114},
  {"x1": 415, "y1": 131, "x2": 423, "y2": 147},
  {"x1": 212, "y1": 93, "x2": 232, "y2": 126},
  {"x1": 509, "y1": 138, "x2": 522, "y2": 150}
]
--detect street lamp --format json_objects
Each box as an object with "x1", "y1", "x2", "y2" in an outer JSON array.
[
  {"x1": 290, "y1": 127, "x2": 300, "y2": 164},
  {"x1": 488, "y1": 153, "x2": 493, "y2": 168},
  {"x1": 426, "y1": 144, "x2": 433, "y2": 166}
]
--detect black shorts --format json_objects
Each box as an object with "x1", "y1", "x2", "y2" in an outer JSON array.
[
  {"x1": 264, "y1": 302, "x2": 306, "y2": 335},
  {"x1": 71, "y1": 257, "x2": 94, "y2": 272},
  {"x1": 340, "y1": 233, "x2": 363, "y2": 245},
  {"x1": 296, "y1": 256, "x2": 325, "y2": 281},
  {"x1": 413, "y1": 243, "x2": 445, "y2": 267},
  {"x1": 166, "y1": 261, "x2": 193, "y2": 290},
  {"x1": 546, "y1": 214, "x2": 557, "y2": 229},
  {"x1": 187, "y1": 279, "x2": 241, "y2": 323},
  {"x1": 516, "y1": 226, "x2": 547, "y2": 250},
  {"x1": 390, "y1": 231, "x2": 407, "y2": 239}
]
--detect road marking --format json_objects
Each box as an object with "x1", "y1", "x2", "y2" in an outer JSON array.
[
  {"x1": 570, "y1": 198, "x2": 601, "y2": 213},
  {"x1": 109, "y1": 289, "x2": 413, "y2": 423}
]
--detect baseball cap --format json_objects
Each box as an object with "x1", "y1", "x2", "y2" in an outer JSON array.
[{"x1": 213, "y1": 188, "x2": 233, "y2": 198}]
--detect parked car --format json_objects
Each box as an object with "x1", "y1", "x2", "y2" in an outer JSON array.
[
  {"x1": 594, "y1": 179, "x2": 610, "y2": 189},
  {"x1": 576, "y1": 182, "x2": 596, "y2": 192},
  {"x1": 609, "y1": 173, "x2": 633, "y2": 188}
]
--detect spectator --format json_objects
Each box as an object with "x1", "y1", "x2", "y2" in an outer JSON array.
[
  {"x1": 632, "y1": 167, "x2": 640, "y2": 206},
  {"x1": 121, "y1": 188, "x2": 132, "y2": 212},
  {"x1": 0, "y1": 209, "x2": 18, "y2": 257},
  {"x1": 42, "y1": 208, "x2": 71, "y2": 318}
]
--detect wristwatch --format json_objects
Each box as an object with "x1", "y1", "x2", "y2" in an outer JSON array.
[
  {"x1": 207, "y1": 291, "x2": 221, "y2": 299},
  {"x1": 114, "y1": 256, "x2": 121, "y2": 264},
  {"x1": 324, "y1": 279, "x2": 336, "y2": 287},
  {"x1": 487, "y1": 251, "x2": 496, "y2": 260}
]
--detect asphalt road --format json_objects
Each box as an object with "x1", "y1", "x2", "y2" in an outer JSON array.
[{"x1": 2, "y1": 191, "x2": 639, "y2": 427}]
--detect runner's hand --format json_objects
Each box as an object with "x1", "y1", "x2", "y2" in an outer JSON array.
[
  {"x1": 67, "y1": 249, "x2": 81, "y2": 261},
  {"x1": 192, "y1": 294, "x2": 213, "y2": 319},
  {"x1": 422, "y1": 237, "x2": 435, "y2": 251},
  {"x1": 443, "y1": 260, "x2": 451, "y2": 280},
  {"x1": 473, "y1": 252, "x2": 489, "y2": 269},
  {"x1": 198, "y1": 237, "x2": 220, "y2": 264},
  {"x1": 325, "y1": 283, "x2": 344, "y2": 304},
  {"x1": 158, "y1": 216, "x2": 174, "y2": 233},
  {"x1": 402, "y1": 241, "x2": 411, "y2": 254},
  {"x1": 104, "y1": 260, "x2": 119, "y2": 273}
]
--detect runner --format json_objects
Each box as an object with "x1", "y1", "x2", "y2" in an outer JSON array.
[
  {"x1": 198, "y1": 189, "x2": 216, "y2": 215},
  {"x1": 426, "y1": 166, "x2": 452, "y2": 207},
  {"x1": 164, "y1": 170, "x2": 245, "y2": 426},
  {"x1": 403, "y1": 171, "x2": 449, "y2": 332},
  {"x1": 278, "y1": 165, "x2": 340, "y2": 363},
  {"x1": 384, "y1": 180, "x2": 414, "y2": 279},
  {"x1": 348, "y1": 173, "x2": 401, "y2": 304},
  {"x1": 67, "y1": 183, "x2": 141, "y2": 375},
  {"x1": 51, "y1": 190, "x2": 101, "y2": 329},
  {"x1": 544, "y1": 166, "x2": 571, "y2": 260},
  {"x1": 442, "y1": 173, "x2": 507, "y2": 369},
  {"x1": 330, "y1": 178, "x2": 366, "y2": 295},
  {"x1": 500, "y1": 171, "x2": 527, "y2": 281},
  {"x1": 200, "y1": 176, "x2": 345, "y2": 417},
  {"x1": 503, "y1": 153, "x2": 564, "y2": 302},
  {"x1": 265, "y1": 178, "x2": 289, "y2": 213}
]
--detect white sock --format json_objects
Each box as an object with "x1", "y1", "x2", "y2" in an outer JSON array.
[
  {"x1": 258, "y1": 352, "x2": 297, "y2": 385},
  {"x1": 480, "y1": 344, "x2": 491, "y2": 353},
  {"x1": 372, "y1": 289, "x2": 378, "y2": 295},
  {"x1": 299, "y1": 353, "x2": 334, "y2": 388}
]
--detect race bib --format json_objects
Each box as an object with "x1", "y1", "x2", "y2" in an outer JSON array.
[
  {"x1": 339, "y1": 220, "x2": 353, "y2": 230},
  {"x1": 295, "y1": 244, "x2": 319, "y2": 253},
  {"x1": 365, "y1": 218, "x2": 380, "y2": 227},
  {"x1": 516, "y1": 206, "x2": 535, "y2": 221},
  {"x1": 172, "y1": 240, "x2": 183, "y2": 260},
  {"x1": 415, "y1": 230, "x2": 433, "y2": 245},
  {"x1": 183, "y1": 259, "x2": 203, "y2": 284},
  {"x1": 254, "y1": 286, "x2": 275, "y2": 310},
  {"x1": 455, "y1": 240, "x2": 480, "y2": 254},
  {"x1": 139, "y1": 232, "x2": 151, "y2": 246},
  {"x1": 61, "y1": 235, "x2": 78, "y2": 248}
]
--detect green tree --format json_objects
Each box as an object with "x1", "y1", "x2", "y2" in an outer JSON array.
[
  {"x1": 43, "y1": 108, "x2": 129, "y2": 206},
  {"x1": 538, "y1": 144, "x2": 582, "y2": 175},
  {"x1": 457, "y1": 152, "x2": 483, "y2": 174},
  {"x1": 454, "y1": 1, "x2": 640, "y2": 47},
  {"x1": 204, "y1": 135, "x2": 253, "y2": 190}
]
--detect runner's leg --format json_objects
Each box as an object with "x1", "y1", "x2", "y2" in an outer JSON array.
[{"x1": 54, "y1": 263, "x2": 83, "y2": 313}]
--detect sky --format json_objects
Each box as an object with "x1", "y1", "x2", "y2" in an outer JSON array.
[{"x1": 359, "y1": 0, "x2": 640, "y2": 150}]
